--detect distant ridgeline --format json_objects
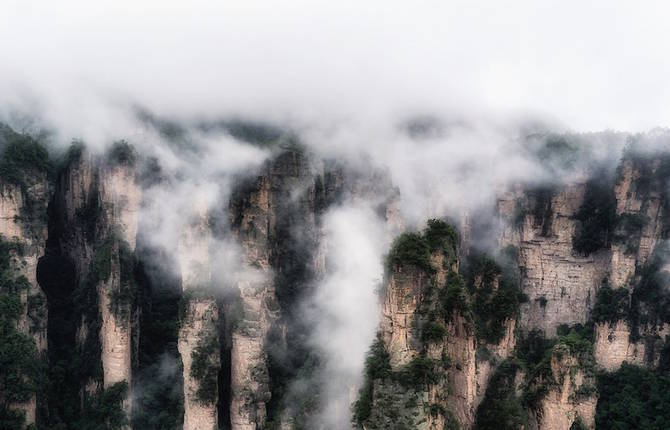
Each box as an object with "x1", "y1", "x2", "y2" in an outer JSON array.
[{"x1": 1, "y1": 121, "x2": 670, "y2": 429}]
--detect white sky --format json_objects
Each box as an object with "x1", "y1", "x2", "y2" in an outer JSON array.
[{"x1": 1, "y1": 0, "x2": 669, "y2": 132}]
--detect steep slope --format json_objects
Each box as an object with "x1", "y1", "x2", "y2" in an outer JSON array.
[{"x1": 0, "y1": 125, "x2": 51, "y2": 428}]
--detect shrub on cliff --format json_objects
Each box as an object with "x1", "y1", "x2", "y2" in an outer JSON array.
[
  {"x1": 628, "y1": 250, "x2": 670, "y2": 341},
  {"x1": 190, "y1": 330, "x2": 220, "y2": 405},
  {"x1": 466, "y1": 253, "x2": 521, "y2": 344},
  {"x1": 572, "y1": 173, "x2": 617, "y2": 256},
  {"x1": 386, "y1": 232, "x2": 432, "y2": 272},
  {"x1": 386, "y1": 219, "x2": 459, "y2": 274},
  {"x1": 591, "y1": 284, "x2": 629, "y2": 324},
  {"x1": 107, "y1": 140, "x2": 137, "y2": 166},
  {"x1": 475, "y1": 359, "x2": 528, "y2": 430},
  {"x1": 0, "y1": 238, "x2": 44, "y2": 430},
  {"x1": 424, "y1": 219, "x2": 459, "y2": 261},
  {"x1": 352, "y1": 335, "x2": 391, "y2": 426},
  {"x1": 76, "y1": 382, "x2": 128, "y2": 430},
  {"x1": 0, "y1": 123, "x2": 52, "y2": 186}
]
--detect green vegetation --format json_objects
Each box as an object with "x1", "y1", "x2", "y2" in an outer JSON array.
[
  {"x1": 440, "y1": 271, "x2": 472, "y2": 322},
  {"x1": 533, "y1": 135, "x2": 581, "y2": 174},
  {"x1": 93, "y1": 236, "x2": 115, "y2": 282},
  {"x1": 420, "y1": 320, "x2": 447, "y2": 343},
  {"x1": 353, "y1": 335, "x2": 443, "y2": 429},
  {"x1": 386, "y1": 232, "x2": 432, "y2": 272},
  {"x1": 190, "y1": 330, "x2": 220, "y2": 405},
  {"x1": 352, "y1": 335, "x2": 391, "y2": 425},
  {"x1": 475, "y1": 359, "x2": 527, "y2": 430},
  {"x1": 514, "y1": 186, "x2": 554, "y2": 236},
  {"x1": 75, "y1": 188, "x2": 102, "y2": 241},
  {"x1": 475, "y1": 325, "x2": 595, "y2": 429},
  {"x1": 107, "y1": 140, "x2": 137, "y2": 166},
  {"x1": 589, "y1": 245, "x2": 670, "y2": 342},
  {"x1": 570, "y1": 416, "x2": 588, "y2": 430},
  {"x1": 522, "y1": 325, "x2": 594, "y2": 411},
  {"x1": 466, "y1": 251, "x2": 522, "y2": 344},
  {"x1": 596, "y1": 363, "x2": 670, "y2": 429},
  {"x1": 0, "y1": 237, "x2": 44, "y2": 430},
  {"x1": 591, "y1": 284, "x2": 630, "y2": 324},
  {"x1": 628, "y1": 250, "x2": 670, "y2": 341},
  {"x1": 613, "y1": 213, "x2": 647, "y2": 254},
  {"x1": 0, "y1": 123, "x2": 53, "y2": 186},
  {"x1": 108, "y1": 239, "x2": 136, "y2": 321},
  {"x1": 386, "y1": 219, "x2": 459, "y2": 273},
  {"x1": 572, "y1": 173, "x2": 617, "y2": 255},
  {"x1": 0, "y1": 124, "x2": 54, "y2": 228},
  {"x1": 76, "y1": 382, "x2": 129, "y2": 430},
  {"x1": 424, "y1": 219, "x2": 459, "y2": 262},
  {"x1": 131, "y1": 255, "x2": 184, "y2": 430},
  {"x1": 395, "y1": 356, "x2": 441, "y2": 389},
  {"x1": 571, "y1": 147, "x2": 670, "y2": 257}
]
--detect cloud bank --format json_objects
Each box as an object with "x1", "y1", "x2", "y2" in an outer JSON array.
[{"x1": 2, "y1": 0, "x2": 670, "y2": 135}]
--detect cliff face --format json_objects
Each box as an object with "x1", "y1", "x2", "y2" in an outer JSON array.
[
  {"x1": 0, "y1": 167, "x2": 50, "y2": 425},
  {"x1": 496, "y1": 152, "x2": 670, "y2": 372},
  {"x1": 3, "y1": 123, "x2": 670, "y2": 430},
  {"x1": 178, "y1": 202, "x2": 220, "y2": 430},
  {"x1": 363, "y1": 145, "x2": 669, "y2": 430},
  {"x1": 51, "y1": 148, "x2": 140, "y2": 413},
  {"x1": 359, "y1": 222, "x2": 470, "y2": 429},
  {"x1": 497, "y1": 182, "x2": 610, "y2": 337},
  {"x1": 227, "y1": 149, "x2": 401, "y2": 429},
  {"x1": 527, "y1": 345, "x2": 597, "y2": 430}
]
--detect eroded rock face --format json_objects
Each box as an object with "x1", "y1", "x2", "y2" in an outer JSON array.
[
  {"x1": 593, "y1": 321, "x2": 670, "y2": 371},
  {"x1": 593, "y1": 321, "x2": 645, "y2": 370},
  {"x1": 367, "y1": 235, "x2": 473, "y2": 429},
  {"x1": 229, "y1": 169, "x2": 275, "y2": 430},
  {"x1": 98, "y1": 164, "x2": 141, "y2": 392},
  {"x1": 179, "y1": 298, "x2": 219, "y2": 430},
  {"x1": 0, "y1": 174, "x2": 50, "y2": 425},
  {"x1": 499, "y1": 183, "x2": 610, "y2": 337},
  {"x1": 380, "y1": 267, "x2": 427, "y2": 367},
  {"x1": 442, "y1": 312, "x2": 477, "y2": 428},
  {"x1": 474, "y1": 318, "x2": 516, "y2": 410},
  {"x1": 226, "y1": 149, "x2": 402, "y2": 429},
  {"x1": 43, "y1": 151, "x2": 142, "y2": 430},
  {"x1": 178, "y1": 204, "x2": 220, "y2": 430},
  {"x1": 529, "y1": 346, "x2": 597, "y2": 430},
  {"x1": 7, "y1": 128, "x2": 668, "y2": 430}
]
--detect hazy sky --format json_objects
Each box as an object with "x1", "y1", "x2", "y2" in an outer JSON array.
[{"x1": 2, "y1": 0, "x2": 670, "y2": 133}]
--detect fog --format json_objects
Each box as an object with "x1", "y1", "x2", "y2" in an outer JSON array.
[
  {"x1": 2, "y1": 0, "x2": 670, "y2": 135},
  {"x1": 303, "y1": 204, "x2": 388, "y2": 428},
  {"x1": 2, "y1": 1, "x2": 670, "y2": 428}
]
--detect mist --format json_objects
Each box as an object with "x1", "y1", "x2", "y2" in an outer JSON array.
[
  {"x1": 303, "y1": 204, "x2": 388, "y2": 428},
  {"x1": 2, "y1": 1, "x2": 670, "y2": 428},
  {"x1": 3, "y1": 0, "x2": 670, "y2": 135}
]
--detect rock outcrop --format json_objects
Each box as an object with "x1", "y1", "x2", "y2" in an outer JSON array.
[
  {"x1": 498, "y1": 183, "x2": 610, "y2": 337},
  {"x1": 178, "y1": 199, "x2": 220, "y2": 430},
  {"x1": 0, "y1": 170, "x2": 50, "y2": 425},
  {"x1": 528, "y1": 344, "x2": 597, "y2": 430}
]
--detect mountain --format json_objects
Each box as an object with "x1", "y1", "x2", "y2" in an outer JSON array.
[{"x1": 1, "y1": 121, "x2": 670, "y2": 430}]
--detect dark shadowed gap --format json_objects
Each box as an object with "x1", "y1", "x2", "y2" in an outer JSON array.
[
  {"x1": 37, "y1": 247, "x2": 78, "y2": 426},
  {"x1": 131, "y1": 245, "x2": 184, "y2": 430}
]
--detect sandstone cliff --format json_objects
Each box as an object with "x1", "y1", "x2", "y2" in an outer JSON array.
[{"x1": 0, "y1": 159, "x2": 50, "y2": 425}]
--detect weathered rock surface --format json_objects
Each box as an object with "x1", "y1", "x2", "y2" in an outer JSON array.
[
  {"x1": 177, "y1": 201, "x2": 220, "y2": 430},
  {"x1": 529, "y1": 346, "x2": 597, "y2": 430},
  {"x1": 0, "y1": 173, "x2": 50, "y2": 425}
]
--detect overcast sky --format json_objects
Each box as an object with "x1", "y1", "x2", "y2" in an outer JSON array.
[{"x1": 1, "y1": 0, "x2": 669, "y2": 133}]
